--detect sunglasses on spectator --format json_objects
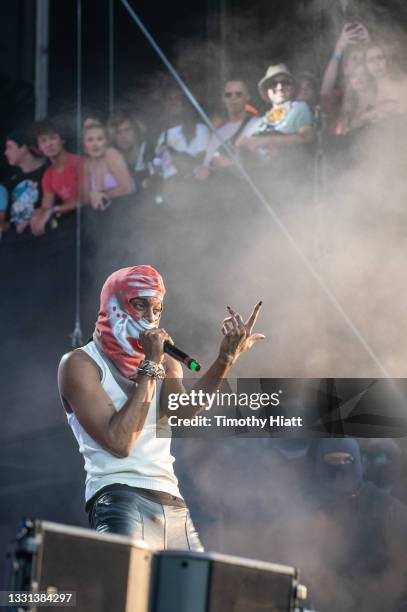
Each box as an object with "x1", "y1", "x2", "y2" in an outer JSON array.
[
  {"x1": 224, "y1": 91, "x2": 244, "y2": 98},
  {"x1": 268, "y1": 78, "x2": 294, "y2": 90}
]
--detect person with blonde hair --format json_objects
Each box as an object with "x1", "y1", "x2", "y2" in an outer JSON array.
[
  {"x1": 320, "y1": 21, "x2": 370, "y2": 134},
  {"x1": 338, "y1": 62, "x2": 376, "y2": 133},
  {"x1": 365, "y1": 41, "x2": 407, "y2": 119},
  {"x1": 82, "y1": 118, "x2": 135, "y2": 210}
]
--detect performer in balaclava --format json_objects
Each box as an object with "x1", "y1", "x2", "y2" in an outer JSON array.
[
  {"x1": 363, "y1": 438, "x2": 402, "y2": 493},
  {"x1": 58, "y1": 265, "x2": 264, "y2": 549}
]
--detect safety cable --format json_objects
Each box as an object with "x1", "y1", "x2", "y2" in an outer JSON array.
[
  {"x1": 109, "y1": 0, "x2": 115, "y2": 115},
  {"x1": 119, "y1": 0, "x2": 390, "y2": 378},
  {"x1": 71, "y1": 0, "x2": 83, "y2": 348}
]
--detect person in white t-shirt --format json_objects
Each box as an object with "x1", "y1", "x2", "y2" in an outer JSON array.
[
  {"x1": 196, "y1": 78, "x2": 259, "y2": 181},
  {"x1": 154, "y1": 88, "x2": 210, "y2": 180}
]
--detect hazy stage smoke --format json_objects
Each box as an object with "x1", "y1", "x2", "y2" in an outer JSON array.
[
  {"x1": 73, "y1": 0, "x2": 407, "y2": 380},
  {"x1": 108, "y1": 4, "x2": 407, "y2": 611}
]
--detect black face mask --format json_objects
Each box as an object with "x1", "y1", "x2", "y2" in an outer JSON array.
[
  {"x1": 319, "y1": 460, "x2": 360, "y2": 495},
  {"x1": 315, "y1": 440, "x2": 363, "y2": 499},
  {"x1": 364, "y1": 447, "x2": 401, "y2": 490}
]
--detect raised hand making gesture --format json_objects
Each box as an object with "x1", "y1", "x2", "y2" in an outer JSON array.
[{"x1": 219, "y1": 301, "x2": 265, "y2": 365}]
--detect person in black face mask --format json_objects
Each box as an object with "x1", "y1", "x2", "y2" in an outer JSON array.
[
  {"x1": 309, "y1": 437, "x2": 407, "y2": 612},
  {"x1": 363, "y1": 438, "x2": 401, "y2": 493},
  {"x1": 315, "y1": 437, "x2": 363, "y2": 506}
]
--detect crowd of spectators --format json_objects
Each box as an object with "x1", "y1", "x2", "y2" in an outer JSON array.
[
  {"x1": 1, "y1": 23, "x2": 406, "y2": 238},
  {"x1": 320, "y1": 23, "x2": 407, "y2": 134}
]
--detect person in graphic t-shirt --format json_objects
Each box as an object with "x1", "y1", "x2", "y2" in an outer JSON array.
[
  {"x1": 236, "y1": 64, "x2": 314, "y2": 161},
  {"x1": 1, "y1": 128, "x2": 48, "y2": 234},
  {"x1": 0, "y1": 184, "x2": 9, "y2": 234},
  {"x1": 30, "y1": 119, "x2": 83, "y2": 236}
]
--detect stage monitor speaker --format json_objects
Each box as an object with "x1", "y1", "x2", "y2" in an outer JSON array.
[
  {"x1": 11, "y1": 520, "x2": 152, "y2": 612},
  {"x1": 149, "y1": 550, "x2": 307, "y2": 612}
]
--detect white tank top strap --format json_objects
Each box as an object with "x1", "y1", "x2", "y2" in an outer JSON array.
[{"x1": 67, "y1": 340, "x2": 181, "y2": 502}]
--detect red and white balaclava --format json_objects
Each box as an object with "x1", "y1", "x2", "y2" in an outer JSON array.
[{"x1": 94, "y1": 265, "x2": 165, "y2": 378}]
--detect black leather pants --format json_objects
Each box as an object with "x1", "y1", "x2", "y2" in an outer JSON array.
[{"x1": 89, "y1": 488, "x2": 203, "y2": 551}]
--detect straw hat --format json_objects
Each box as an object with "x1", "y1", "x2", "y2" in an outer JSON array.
[{"x1": 257, "y1": 63, "x2": 294, "y2": 101}]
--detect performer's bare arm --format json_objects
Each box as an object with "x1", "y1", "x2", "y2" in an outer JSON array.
[
  {"x1": 160, "y1": 302, "x2": 265, "y2": 418},
  {"x1": 58, "y1": 327, "x2": 171, "y2": 458},
  {"x1": 59, "y1": 303, "x2": 264, "y2": 455}
]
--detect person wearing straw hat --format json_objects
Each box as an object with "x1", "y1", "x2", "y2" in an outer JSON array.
[{"x1": 236, "y1": 63, "x2": 314, "y2": 161}]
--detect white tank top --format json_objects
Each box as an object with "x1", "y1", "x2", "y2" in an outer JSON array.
[{"x1": 66, "y1": 341, "x2": 182, "y2": 501}]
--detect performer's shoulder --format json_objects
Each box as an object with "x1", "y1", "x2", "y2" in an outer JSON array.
[
  {"x1": 59, "y1": 348, "x2": 101, "y2": 380},
  {"x1": 58, "y1": 350, "x2": 104, "y2": 415}
]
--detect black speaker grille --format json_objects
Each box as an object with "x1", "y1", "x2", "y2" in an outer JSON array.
[
  {"x1": 37, "y1": 531, "x2": 130, "y2": 612},
  {"x1": 208, "y1": 561, "x2": 295, "y2": 612}
]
